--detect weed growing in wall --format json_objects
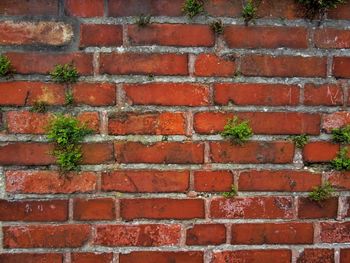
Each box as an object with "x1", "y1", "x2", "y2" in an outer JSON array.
[
  {"x1": 290, "y1": 134, "x2": 309, "y2": 148},
  {"x1": 47, "y1": 115, "x2": 92, "y2": 172},
  {"x1": 50, "y1": 63, "x2": 79, "y2": 83},
  {"x1": 30, "y1": 101, "x2": 49, "y2": 113},
  {"x1": 182, "y1": 0, "x2": 204, "y2": 18},
  {"x1": 308, "y1": 181, "x2": 335, "y2": 202},
  {"x1": 65, "y1": 90, "x2": 74, "y2": 106},
  {"x1": 242, "y1": 0, "x2": 258, "y2": 25},
  {"x1": 332, "y1": 125, "x2": 350, "y2": 144},
  {"x1": 296, "y1": 0, "x2": 347, "y2": 19},
  {"x1": 210, "y1": 19, "x2": 224, "y2": 34},
  {"x1": 221, "y1": 117, "x2": 253, "y2": 145},
  {"x1": 222, "y1": 184, "x2": 238, "y2": 198},
  {"x1": 136, "y1": 14, "x2": 151, "y2": 26},
  {"x1": 331, "y1": 147, "x2": 350, "y2": 171},
  {"x1": 0, "y1": 55, "x2": 14, "y2": 77}
]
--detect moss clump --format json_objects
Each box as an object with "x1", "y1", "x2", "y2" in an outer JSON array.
[
  {"x1": 0, "y1": 55, "x2": 14, "y2": 77},
  {"x1": 30, "y1": 101, "x2": 49, "y2": 113},
  {"x1": 331, "y1": 147, "x2": 350, "y2": 171},
  {"x1": 223, "y1": 184, "x2": 238, "y2": 198},
  {"x1": 50, "y1": 63, "x2": 79, "y2": 83},
  {"x1": 290, "y1": 134, "x2": 309, "y2": 148},
  {"x1": 221, "y1": 117, "x2": 253, "y2": 145},
  {"x1": 332, "y1": 125, "x2": 350, "y2": 144},
  {"x1": 47, "y1": 115, "x2": 92, "y2": 172},
  {"x1": 65, "y1": 90, "x2": 74, "y2": 106},
  {"x1": 210, "y1": 19, "x2": 224, "y2": 34},
  {"x1": 136, "y1": 14, "x2": 151, "y2": 26},
  {"x1": 242, "y1": 0, "x2": 257, "y2": 25},
  {"x1": 308, "y1": 181, "x2": 335, "y2": 202},
  {"x1": 182, "y1": 0, "x2": 204, "y2": 18},
  {"x1": 296, "y1": 0, "x2": 347, "y2": 19}
]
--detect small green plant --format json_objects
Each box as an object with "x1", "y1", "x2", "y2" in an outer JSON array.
[
  {"x1": 242, "y1": 0, "x2": 257, "y2": 25},
  {"x1": 296, "y1": 0, "x2": 347, "y2": 19},
  {"x1": 290, "y1": 134, "x2": 309, "y2": 148},
  {"x1": 47, "y1": 115, "x2": 92, "y2": 172},
  {"x1": 50, "y1": 63, "x2": 79, "y2": 83},
  {"x1": 221, "y1": 117, "x2": 253, "y2": 145},
  {"x1": 210, "y1": 19, "x2": 224, "y2": 34},
  {"x1": 0, "y1": 55, "x2": 14, "y2": 77},
  {"x1": 331, "y1": 147, "x2": 350, "y2": 171},
  {"x1": 332, "y1": 125, "x2": 350, "y2": 144},
  {"x1": 65, "y1": 90, "x2": 74, "y2": 106},
  {"x1": 223, "y1": 184, "x2": 238, "y2": 198},
  {"x1": 136, "y1": 14, "x2": 151, "y2": 26},
  {"x1": 308, "y1": 181, "x2": 335, "y2": 202},
  {"x1": 30, "y1": 101, "x2": 48, "y2": 113},
  {"x1": 182, "y1": 0, "x2": 204, "y2": 18}
]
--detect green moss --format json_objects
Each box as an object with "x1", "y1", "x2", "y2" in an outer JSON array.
[
  {"x1": 332, "y1": 125, "x2": 350, "y2": 144},
  {"x1": 308, "y1": 181, "x2": 334, "y2": 202},
  {"x1": 210, "y1": 19, "x2": 224, "y2": 34},
  {"x1": 296, "y1": 0, "x2": 347, "y2": 19},
  {"x1": 65, "y1": 90, "x2": 74, "y2": 106},
  {"x1": 221, "y1": 117, "x2": 253, "y2": 145},
  {"x1": 182, "y1": 0, "x2": 204, "y2": 18},
  {"x1": 0, "y1": 55, "x2": 14, "y2": 77},
  {"x1": 50, "y1": 63, "x2": 79, "y2": 83},
  {"x1": 30, "y1": 101, "x2": 48, "y2": 113},
  {"x1": 136, "y1": 14, "x2": 151, "y2": 26},
  {"x1": 290, "y1": 134, "x2": 309, "y2": 148},
  {"x1": 223, "y1": 184, "x2": 238, "y2": 198},
  {"x1": 331, "y1": 147, "x2": 350, "y2": 171},
  {"x1": 242, "y1": 0, "x2": 257, "y2": 25}
]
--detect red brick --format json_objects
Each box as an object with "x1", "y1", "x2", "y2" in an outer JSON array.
[
  {"x1": 212, "y1": 250, "x2": 291, "y2": 263},
  {"x1": 0, "y1": 21, "x2": 72, "y2": 46},
  {"x1": 0, "y1": 143, "x2": 54, "y2": 165},
  {"x1": 80, "y1": 24, "x2": 122, "y2": 47},
  {"x1": 0, "y1": 81, "x2": 65, "y2": 106},
  {"x1": 0, "y1": 0, "x2": 58, "y2": 15},
  {"x1": 241, "y1": 55, "x2": 327, "y2": 77},
  {"x1": 114, "y1": 142, "x2": 204, "y2": 164},
  {"x1": 3, "y1": 225, "x2": 90, "y2": 248},
  {"x1": 194, "y1": 53, "x2": 236, "y2": 77},
  {"x1": 193, "y1": 170, "x2": 233, "y2": 192},
  {"x1": 315, "y1": 28, "x2": 350, "y2": 49},
  {"x1": 210, "y1": 141, "x2": 295, "y2": 164},
  {"x1": 210, "y1": 197, "x2": 294, "y2": 219},
  {"x1": 303, "y1": 142, "x2": 340, "y2": 162},
  {"x1": 71, "y1": 253, "x2": 113, "y2": 263},
  {"x1": 119, "y1": 251, "x2": 203, "y2": 263},
  {"x1": 322, "y1": 112, "x2": 350, "y2": 133},
  {"x1": 304, "y1": 83, "x2": 343, "y2": 106},
  {"x1": 5, "y1": 170, "x2": 97, "y2": 194},
  {"x1": 121, "y1": 198, "x2": 205, "y2": 220},
  {"x1": 6, "y1": 111, "x2": 52, "y2": 134},
  {"x1": 77, "y1": 112, "x2": 100, "y2": 133},
  {"x1": 124, "y1": 83, "x2": 209, "y2": 106},
  {"x1": 73, "y1": 198, "x2": 115, "y2": 221},
  {"x1": 298, "y1": 197, "x2": 338, "y2": 219},
  {"x1": 297, "y1": 249, "x2": 334, "y2": 263},
  {"x1": 238, "y1": 170, "x2": 321, "y2": 192},
  {"x1": 186, "y1": 224, "x2": 226, "y2": 245},
  {"x1": 333, "y1": 57, "x2": 350, "y2": 78},
  {"x1": 0, "y1": 200, "x2": 67, "y2": 221},
  {"x1": 204, "y1": 0, "x2": 241, "y2": 16},
  {"x1": 224, "y1": 26, "x2": 307, "y2": 49},
  {"x1": 65, "y1": 0, "x2": 104, "y2": 17},
  {"x1": 128, "y1": 24, "x2": 214, "y2": 47},
  {"x1": 108, "y1": 0, "x2": 183, "y2": 16},
  {"x1": 328, "y1": 171, "x2": 350, "y2": 190},
  {"x1": 194, "y1": 112, "x2": 320, "y2": 135},
  {"x1": 81, "y1": 143, "x2": 114, "y2": 164},
  {"x1": 231, "y1": 223, "x2": 313, "y2": 244},
  {"x1": 100, "y1": 53, "x2": 188, "y2": 75},
  {"x1": 328, "y1": 1, "x2": 350, "y2": 19},
  {"x1": 6, "y1": 52, "x2": 93, "y2": 75},
  {"x1": 72, "y1": 82, "x2": 116, "y2": 106},
  {"x1": 214, "y1": 83, "x2": 300, "y2": 106},
  {"x1": 101, "y1": 170, "x2": 189, "y2": 192},
  {"x1": 341, "y1": 249, "x2": 350, "y2": 263},
  {"x1": 0, "y1": 253, "x2": 63, "y2": 263},
  {"x1": 94, "y1": 224, "x2": 181, "y2": 246},
  {"x1": 108, "y1": 112, "x2": 186, "y2": 135},
  {"x1": 320, "y1": 222, "x2": 350, "y2": 243},
  {"x1": 256, "y1": 0, "x2": 301, "y2": 19}
]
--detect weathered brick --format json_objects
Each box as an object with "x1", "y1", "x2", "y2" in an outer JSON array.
[
  {"x1": 231, "y1": 223, "x2": 314, "y2": 244},
  {"x1": 72, "y1": 82, "x2": 116, "y2": 106},
  {"x1": 0, "y1": 0, "x2": 58, "y2": 15},
  {"x1": 121, "y1": 198, "x2": 205, "y2": 220},
  {"x1": 210, "y1": 141, "x2": 295, "y2": 164},
  {"x1": 3, "y1": 225, "x2": 90, "y2": 248},
  {"x1": 303, "y1": 142, "x2": 340, "y2": 162},
  {"x1": 224, "y1": 26, "x2": 307, "y2": 48},
  {"x1": 298, "y1": 197, "x2": 338, "y2": 219},
  {"x1": 194, "y1": 112, "x2": 320, "y2": 135},
  {"x1": 6, "y1": 111, "x2": 52, "y2": 134},
  {"x1": 214, "y1": 83, "x2": 300, "y2": 106},
  {"x1": 119, "y1": 251, "x2": 203, "y2": 263},
  {"x1": 114, "y1": 142, "x2": 204, "y2": 164},
  {"x1": 212, "y1": 250, "x2": 292, "y2": 263},
  {"x1": 315, "y1": 28, "x2": 350, "y2": 48},
  {"x1": 81, "y1": 143, "x2": 114, "y2": 164},
  {"x1": 65, "y1": 0, "x2": 104, "y2": 17},
  {"x1": 124, "y1": 83, "x2": 209, "y2": 106},
  {"x1": 328, "y1": 1, "x2": 350, "y2": 19},
  {"x1": 128, "y1": 24, "x2": 214, "y2": 47},
  {"x1": 210, "y1": 197, "x2": 294, "y2": 219},
  {"x1": 0, "y1": 253, "x2": 63, "y2": 263},
  {"x1": 204, "y1": 0, "x2": 241, "y2": 16},
  {"x1": 108, "y1": 112, "x2": 186, "y2": 135},
  {"x1": 73, "y1": 198, "x2": 115, "y2": 221},
  {"x1": 80, "y1": 24, "x2": 123, "y2": 47},
  {"x1": 322, "y1": 112, "x2": 350, "y2": 133},
  {"x1": 241, "y1": 55, "x2": 327, "y2": 77},
  {"x1": 341, "y1": 249, "x2": 350, "y2": 263},
  {"x1": 94, "y1": 224, "x2": 181, "y2": 246},
  {"x1": 296, "y1": 249, "x2": 334, "y2": 263},
  {"x1": 304, "y1": 83, "x2": 343, "y2": 106},
  {"x1": 194, "y1": 53, "x2": 236, "y2": 77},
  {"x1": 71, "y1": 253, "x2": 113, "y2": 263},
  {"x1": 320, "y1": 222, "x2": 350, "y2": 243},
  {"x1": 193, "y1": 170, "x2": 233, "y2": 192},
  {"x1": 186, "y1": 224, "x2": 226, "y2": 245},
  {"x1": 77, "y1": 112, "x2": 100, "y2": 133},
  {"x1": 333, "y1": 57, "x2": 350, "y2": 78},
  {"x1": 328, "y1": 171, "x2": 350, "y2": 190},
  {"x1": 101, "y1": 170, "x2": 189, "y2": 192},
  {"x1": 0, "y1": 200, "x2": 68, "y2": 221},
  {"x1": 238, "y1": 170, "x2": 321, "y2": 192},
  {"x1": 5, "y1": 170, "x2": 97, "y2": 194},
  {"x1": 100, "y1": 53, "x2": 188, "y2": 75},
  {"x1": 256, "y1": 0, "x2": 300, "y2": 19}
]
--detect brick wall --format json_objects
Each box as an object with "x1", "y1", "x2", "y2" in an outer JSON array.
[{"x1": 1, "y1": 0, "x2": 350, "y2": 262}]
